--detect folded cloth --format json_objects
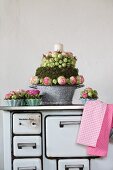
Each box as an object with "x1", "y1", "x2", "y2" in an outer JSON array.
[
  {"x1": 77, "y1": 100, "x2": 113, "y2": 157},
  {"x1": 87, "y1": 104, "x2": 113, "y2": 156}
]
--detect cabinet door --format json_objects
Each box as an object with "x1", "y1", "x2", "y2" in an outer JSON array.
[
  {"x1": 13, "y1": 159, "x2": 41, "y2": 170},
  {"x1": 46, "y1": 115, "x2": 88, "y2": 157},
  {"x1": 58, "y1": 159, "x2": 89, "y2": 170},
  {"x1": 13, "y1": 136, "x2": 42, "y2": 157}
]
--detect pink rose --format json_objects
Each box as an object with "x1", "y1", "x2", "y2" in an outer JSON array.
[
  {"x1": 5, "y1": 93, "x2": 12, "y2": 100},
  {"x1": 85, "y1": 87, "x2": 92, "y2": 91},
  {"x1": 14, "y1": 89, "x2": 26, "y2": 94},
  {"x1": 30, "y1": 76, "x2": 39, "y2": 85},
  {"x1": 43, "y1": 77, "x2": 52, "y2": 85},
  {"x1": 45, "y1": 51, "x2": 52, "y2": 57},
  {"x1": 66, "y1": 52, "x2": 73, "y2": 56},
  {"x1": 77, "y1": 75, "x2": 84, "y2": 84},
  {"x1": 82, "y1": 92, "x2": 88, "y2": 98},
  {"x1": 26, "y1": 90, "x2": 40, "y2": 95},
  {"x1": 70, "y1": 76, "x2": 77, "y2": 85},
  {"x1": 58, "y1": 76, "x2": 66, "y2": 85},
  {"x1": 10, "y1": 91, "x2": 15, "y2": 95},
  {"x1": 62, "y1": 52, "x2": 68, "y2": 56},
  {"x1": 79, "y1": 75, "x2": 84, "y2": 84}
]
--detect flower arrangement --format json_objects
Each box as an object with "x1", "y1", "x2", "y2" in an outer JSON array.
[
  {"x1": 25, "y1": 89, "x2": 42, "y2": 106},
  {"x1": 4, "y1": 89, "x2": 42, "y2": 106},
  {"x1": 25, "y1": 89, "x2": 41, "y2": 99},
  {"x1": 30, "y1": 74, "x2": 84, "y2": 86},
  {"x1": 29, "y1": 44, "x2": 85, "y2": 105},
  {"x1": 41, "y1": 51, "x2": 77, "y2": 68},
  {"x1": 4, "y1": 89, "x2": 26, "y2": 100},
  {"x1": 80, "y1": 87, "x2": 98, "y2": 104},
  {"x1": 4, "y1": 89, "x2": 26, "y2": 106},
  {"x1": 29, "y1": 44, "x2": 84, "y2": 86}
]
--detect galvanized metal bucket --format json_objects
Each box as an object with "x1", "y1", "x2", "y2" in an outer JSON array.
[{"x1": 30, "y1": 85, "x2": 83, "y2": 105}]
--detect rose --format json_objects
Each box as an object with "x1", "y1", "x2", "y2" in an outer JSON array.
[
  {"x1": 80, "y1": 87, "x2": 98, "y2": 99},
  {"x1": 44, "y1": 51, "x2": 52, "y2": 57},
  {"x1": 14, "y1": 89, "x2": 25, "y2": 93},
  {"x1": 57, "y1": 76, "x2": 66, "y2": 85},
  {"x1": 4, "y1": 89, "x2": 26, "y2": 100},
  {"x1": 82, "y1": 92, "x2": 88, "y2": 98},
  {"x1": 25, "y1": 89, "x2": 41, "y2": 99},
  {"x1": 70, "y1": 76, "x2": 77, "y2": 85},
  {"x1": 4, "y1": 93, "x2": 12, "y2": 100},
  {"x1": 85, "y1": 87, "x2": 92, "y2": 91},
  {"x1": 76, "y1": 75, "x2": 84, "y2": 84},
  {"x1": 66, "y1": 52, "x2": 73, "y2": 56},
  {"x1": 52, "y1": 52, "x2": 58, "y2": 58},
  {"x1": 43, "y1": 77, "x2": 52, "y2": 85},
  {"x1": 26, "y1": 90, "x2": 40, "y2": 96},
  {"x1": 62, "y1": 52, "x2": 68, "y2": 57},
  {"x1": 30, "y1": 76, "x2": 39, "y2": 85}
]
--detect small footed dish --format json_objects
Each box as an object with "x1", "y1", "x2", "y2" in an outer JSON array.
[
  {"x1": 25, "y1": 98, "x2": 42, "y2": 106},
  {"x1": 80, "y1": 98, "x2": 97, "y2": 105},
  {"x1": 5, "y1": 99, "x2": 25, "y2": 106}
]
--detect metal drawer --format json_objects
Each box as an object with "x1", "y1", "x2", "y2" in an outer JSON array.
[
  {"x1": 13, "y1": 113, "x2": 41, "y2": 134},
  {"x1": 13, "y1": 136, "x2": 42, "y2": 157},
  {"x1": 13, "y1": 158, "x2": 41, "y2": 170},
  {"x1": 46, "y1": 115, "x2": 88, "y2": 157},
  {"x1": 58, "y1": 159, "x2": 89, "y2": 170}
]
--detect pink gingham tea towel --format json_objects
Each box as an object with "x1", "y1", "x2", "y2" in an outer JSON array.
[
  {"x1": 77, "y1": 100, "x2": 113, "y2": 156},
  {"x1": 87, "y1": 104, "x2": 113, "y2": 156}
]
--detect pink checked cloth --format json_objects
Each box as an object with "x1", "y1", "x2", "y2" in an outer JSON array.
[{"x1": 77, "y1": 100, "x2": 113, "y2": 157}]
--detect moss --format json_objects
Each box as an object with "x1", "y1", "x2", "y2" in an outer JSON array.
[{"x1": 35, "y1": 66, "x2": 78, "y2": 79}]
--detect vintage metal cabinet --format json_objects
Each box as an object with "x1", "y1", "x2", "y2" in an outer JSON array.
[{"x1": 1, "y1": 105, "x2": 113, "y2": 170}]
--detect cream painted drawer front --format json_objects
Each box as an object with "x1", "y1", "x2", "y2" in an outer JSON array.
[
  {"x1": 13, "y1": 158, "x2": 41, "y2": 170},
  {"x1": 46, "y1": 116, "x2": 88, "y2": 157},
  {"x1": 58, "y1": 159, "x2": 89, "y2": 170},
  {"x1": 13, "y1": 136, "x2": 41, "y2": 157},
  {"x1": 13, "y1": 113, "x2": 41, "y2": 134}
]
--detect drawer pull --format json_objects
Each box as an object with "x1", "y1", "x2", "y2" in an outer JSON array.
[
  {"x1": 18, "y1": 143, "x2": 36, "y2": 149},
  {"x1": 18, "y1": 166, "x2": 36, "y2": 170},
  {"x1": 59, "y1": 121, "x2": 81, "y2": 128},
  {"x1": 65, "y1": 164, "x2": 84, "y2": 170}
]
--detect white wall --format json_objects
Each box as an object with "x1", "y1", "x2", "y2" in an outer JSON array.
[{"x1": 0, "y1": 0, "x2": 113, "y2": 169}]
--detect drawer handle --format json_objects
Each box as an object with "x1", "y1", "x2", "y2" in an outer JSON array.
[
  {"x1": 59, "y1": 121, "x2": 81, "y2": 128},
  {"x1": 65, "y1": 164, "x2": 84, "y2": 170},
  {"x1": 18, "y1": 166, "x2": 36, "y2": 170},
  {"x1": 17, "y1": 143, "x2": 36, "y2": 149}
]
